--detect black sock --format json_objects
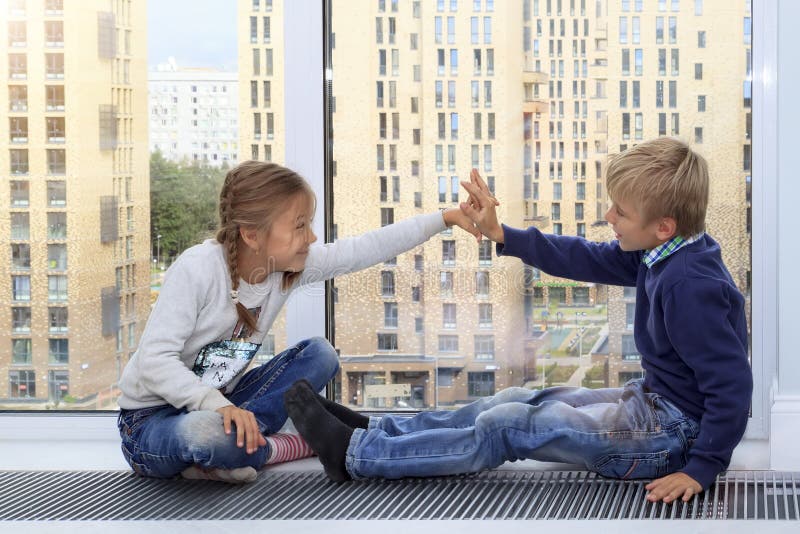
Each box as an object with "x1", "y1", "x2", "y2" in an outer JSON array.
[
  {"x1": 284, "y1": 381, "x2": 353, "y2": 482},
  {"x1": 297, "y1": 379, "x2": 370, "y2": 429}
]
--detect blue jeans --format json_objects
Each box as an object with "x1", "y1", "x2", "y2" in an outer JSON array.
[
  {"x1": 346, "y1": 379, "x2": 699, "y2": 480},
  {"x1": 117, "y1": 337, "x2": 339, "y2": 478}
]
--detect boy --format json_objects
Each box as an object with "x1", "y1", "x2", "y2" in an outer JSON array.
[{"x1": 285, "y1": 138, "x2": 752, "y2": 504}]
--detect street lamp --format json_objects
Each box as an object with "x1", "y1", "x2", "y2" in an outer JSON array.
[
  {"x1": 156, "y1": 234, "x2": 162, "y2": 269},
  {"x1": 575, "y1": 312, "x2": 587, "y2": 360}
]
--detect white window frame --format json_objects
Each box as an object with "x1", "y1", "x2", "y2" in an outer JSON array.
[{"x1": 0, "y1": 0, "x2": 792, "y2": 475}]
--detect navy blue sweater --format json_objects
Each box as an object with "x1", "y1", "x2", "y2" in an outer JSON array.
[{"x1": 498, "y1": 225, "x2": 752, "y2": 489}]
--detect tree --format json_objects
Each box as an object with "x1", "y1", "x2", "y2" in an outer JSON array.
[{"x1": 149, "y1": 151, "x2": 228, "y2": 264}]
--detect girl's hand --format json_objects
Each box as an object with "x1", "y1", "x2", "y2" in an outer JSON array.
[
  {"x1": 443, "y1": 208, "x2": 482, "y2": 242},
  {"x1": 216, "y1": 405, "x2": 267, "y2": 454},
  {"x1": 460, "y1": 169, "x2": 505, "y2": 244}
]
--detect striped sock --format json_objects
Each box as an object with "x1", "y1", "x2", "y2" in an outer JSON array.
[{"x1": 264, "y1": 432, "x2": 316, "y2": 465}]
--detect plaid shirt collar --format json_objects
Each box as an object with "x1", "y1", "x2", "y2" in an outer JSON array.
[{"x1": 642, "y1": 232, "x2": 705, "y2": 269}]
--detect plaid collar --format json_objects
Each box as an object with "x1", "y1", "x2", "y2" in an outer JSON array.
[{"x1": 642, "y1": 232, "x2": 705, "y2": 268}]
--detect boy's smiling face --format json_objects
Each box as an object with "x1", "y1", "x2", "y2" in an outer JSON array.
[{"x1": 604, "y1": 197, "x2": 676, "y2": 252}]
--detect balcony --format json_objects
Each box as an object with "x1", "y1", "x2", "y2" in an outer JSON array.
[
  {"x1": 522, "y1": 69, "x2": 548, "y2": 85},
  {"x1": 523, "y1": 213, "x2": 550, "y2": 229},
  {"x1": 591, "y1": 58, "x2": 608, "y2": 80},
  {"x1": 522, "y1": 98, "x2": 548, "y2": 114}
]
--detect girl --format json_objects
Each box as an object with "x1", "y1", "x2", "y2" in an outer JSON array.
[{"x1": 117, "y1": 161, "x2": 480, "y2": 483}]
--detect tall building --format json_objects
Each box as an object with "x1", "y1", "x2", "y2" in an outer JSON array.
[
  {"x1": 236, "y1": 0, "x2": 751, "y2": 407},
  {"x1": 0, "y1": 0, "x2": 150, "y2": 407},
  {"x1": 149, "y1": 59, "x2": 239, "y2": 166},
  {"x1": 238, "y1": 0, "x2": 288, "y2": 359},
  {"x1": 239, "y1": 0, "x2": 283, "y2": 165},
  {"x1": 601, "y1": 0, "x2": 752, "y2": 387},
  {"x1": 329, "y1": 0, "x2": 541, "y2": 409}
]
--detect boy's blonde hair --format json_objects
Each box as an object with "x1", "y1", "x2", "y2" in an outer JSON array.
[
  {"x1": 605, "y1": 137, "x2": 709, "y2": 237},
  {"x1": 216, "y1": 161, "x2": 315, "y2": 335}
]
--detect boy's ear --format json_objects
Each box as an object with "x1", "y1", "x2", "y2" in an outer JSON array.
[
  {"x1": 655, "y1": 217, "x2": 678, "y2": 241},
  {"x1": 239, "y1": 226, "x2": 261, "y2": 251}
]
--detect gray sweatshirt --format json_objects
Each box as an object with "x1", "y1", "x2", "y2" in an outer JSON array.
[{"x1": 117, "y1": 212, "x2": 446, "y2": 413}]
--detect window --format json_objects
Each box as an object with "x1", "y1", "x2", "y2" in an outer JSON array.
[
  {"x1": 48, "y1": 275, "x2": 68, "y2": 302},
  {"x1": 236, "y1": 0, "x2": 762, "y2": 416},
  {"x1": 11, "y1": 244, "x2": 30, "y2": 270},
  {"x1": 468, "y1": 372, "x2": 495, "y2": 397},
  {"x1": 12, "y1": 338, "x2": 32, "y2": 365},
  {"x1": 47, "y1": 213, "x2": 67, "y2": 240},
  {"x1": 12, "y1": 307, "x2": 31, "y2": 333},
  {"x1": 622, "y1": 334, "x2": 640, "y2": 359},
  {"x1": 381, "y1": 271, "x2": 395, "y2": 296},
  {"x1": 48, "y1": 244, "x2": 67, "y2": 271},
  {"x1": 380, "y1": 207, "x2": 394, "y2": 227},
  {"x1": 476, "y1": 271, "x2": 490, "y2": 297},
  {"x1": 48, "y1": 370, "x2": 70, "y2": 402},
  {"x1": 49, "y1": 339, "x2": 69, "y2": 365},
  {"x1": 49, "y1": 307, "x2": 68, "y2": 333},
  {"x1": 12, "y1": 275, "x2": 30, "y2": 302},
  {"x1": 474, "y1": 335, "x2": 495, "y2": 360},
  {"x1": 669, "y1": 16, "x2": 677, "y2": 44},
  {"x1": 478, "y1": 240, "x2": 492, "y2": 265},
  {"x1": 440, "y1": 271, "x2": 454, "y2": 297},
  {"x1": 442, "y1": 240, "x2": 456, "y2": 265},
  {"x1": 656, "y1": 17, "x2": 664, "y2": 44},
  {"x1": 384, "y1": 302, "x2": 398, "y2": 328},
  {"x1": 443, "y1": 303, "x2": 457, "y2": 328},
  {"x1": 10, "y1": 370, "x2": 35, "y2": 399},
  {"x1": 47, "y1": 149, "x2": 66, "y2": 175},
  {"x1": 438, "y1": 335, "x2": 459, "y2": 352},
  {"x1": 377, "y1": 333, "x2": 398, "y2": 351},
  {"x1": 10, "y1": 213, "x2": 30, "y2": 241}
]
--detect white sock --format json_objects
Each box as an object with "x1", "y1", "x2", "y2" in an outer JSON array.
[{"x1": 181, "y1": 465, "x2": 258, "y2": 484}]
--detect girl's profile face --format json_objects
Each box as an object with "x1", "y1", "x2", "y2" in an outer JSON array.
[{"x1": 259, "y1": 192, "x2": 317, "y2": 273}]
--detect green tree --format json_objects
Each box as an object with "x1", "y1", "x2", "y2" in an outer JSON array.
[{"x1": 150, "y1": 151, "x2": 228, "y2": 264}]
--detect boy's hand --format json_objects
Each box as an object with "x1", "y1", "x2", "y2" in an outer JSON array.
[
  {"x1": 460, "y1": 169, "x2": 505, "y2": 244},
  {"x1": 216, "y1": 405, "x2": 268, "y2": 454},
  {"x1": 443, "y1": 208, "x2": 482, "y2": 242},
  {"x1": 645, "y1": 472, "x2": 703, "y2": 503}
]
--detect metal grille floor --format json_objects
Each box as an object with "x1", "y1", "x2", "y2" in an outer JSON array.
[{"x1": 0, "y1": 470, "x2": 798, "y2": 521}]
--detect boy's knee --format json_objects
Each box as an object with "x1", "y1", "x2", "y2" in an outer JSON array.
[{"x1": 492, "y1": 386, "x2": 536, "y2": 405}]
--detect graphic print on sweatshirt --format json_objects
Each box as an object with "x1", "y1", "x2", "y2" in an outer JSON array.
[{"x1": 192, "y1": 306, "x2": 262, "y2": 388}]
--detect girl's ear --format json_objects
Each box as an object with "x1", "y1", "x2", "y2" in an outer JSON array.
[
  {"x1": 655, "y1": 217, "x2": 678, "y2": 241},
  {"x1": 239, "y1": 226, "x2": 261, "y2": 252}
]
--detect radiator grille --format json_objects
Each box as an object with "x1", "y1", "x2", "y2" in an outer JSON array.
[{"x1": 0, "y1": 470, "x2": 797, "y2": 521}]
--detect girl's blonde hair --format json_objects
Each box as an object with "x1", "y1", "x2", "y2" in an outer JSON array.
[
  {"x1": 216, "y1": 161, "x2": 315, "y2": 335},
  {"x1": 605, "y1": 137, "x2": 709, "y2": 237}
]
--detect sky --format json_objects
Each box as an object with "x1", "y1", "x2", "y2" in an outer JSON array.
[{"x1": 147, "y1": 0, "x2": 238, "y2": 71}]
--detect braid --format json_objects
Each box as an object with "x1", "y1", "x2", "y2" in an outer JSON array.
[{"x1": 218, "y1": 181, "x2": 259, "y2": 337}]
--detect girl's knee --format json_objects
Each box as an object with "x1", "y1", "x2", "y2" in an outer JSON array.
[
  {"x1": 176, "y1": 411, "x2": 228, "y2": 450},
  {"x1": 303, "y1": 336, "x2": 340, "y2": 383}
]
